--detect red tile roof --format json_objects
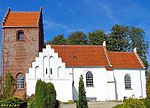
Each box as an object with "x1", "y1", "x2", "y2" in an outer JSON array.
[
  {"x1": 51, "y1": 45, "x2": 110, "y2": 67},
  {"x1": 4, "y1": 12, "x2": 39, "y2": 27},
  {"x1": 108, "y1": 52, "x2": 143, "y2": 68}
]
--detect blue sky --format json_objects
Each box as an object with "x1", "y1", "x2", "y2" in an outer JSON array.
[{"x1": 0, "y1": 0, "x2": 150, "y2": 68}]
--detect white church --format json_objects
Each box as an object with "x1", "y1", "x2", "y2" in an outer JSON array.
[
  {"x1": 1, "y1": 8, "x2": 146, "y2": 102},
  {"x1": 26, "y1": 42, "x2": 146, "y2": 102}
]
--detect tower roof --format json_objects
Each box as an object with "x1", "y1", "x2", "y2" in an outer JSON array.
[{"x1": 2, "y1": 8, "x2": 42, "y2": 27}]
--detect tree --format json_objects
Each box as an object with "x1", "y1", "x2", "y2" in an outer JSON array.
[
  {"x1": 107, "y1": 24, "x2": 130, "y2": 51},
  {"x1": 46, "y1": 82, "x2": 56, "y2": 108},
  {"x1": 129, "y1": 26, "x2": 149, "y2": 71},
  {"x1": 3, "y1": 71, "x2": 15, "y2": 98},
  {"x1": 35, "y1": 80, "x2": 47, "y2": 108},
  {"x1": 88, "y1": 30, "x2": 107, "y2": 45},
  {"x1": 68, "y1": 31, "x2": 88, "y2": 45},
  {"x1": 146, "y1": 70, "x2": 150, "y2": 98},
  {"x1": 77, "y1": 75, "x2": 88, "y2": 108},
  {"x1": 45, "y1": 35, "x2": 68, "y2": 45}
]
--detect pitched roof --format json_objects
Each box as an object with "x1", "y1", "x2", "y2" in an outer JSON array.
[
  {"x1": 51, "y1": 45, "x2": 110, "y2": 67},
  {"x1": 3, "y1": 12, "x2": 39, "y2": 27},
  {"x1": 108, "y1": 52, "x2": 143, "y2": 68}
]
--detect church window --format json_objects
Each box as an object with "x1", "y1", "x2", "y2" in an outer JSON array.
[
  {"x1": 86, "y1": 71, "x2": 93, "y2": 87},
  {"x1": 17, "y1": 74, "x2": 24, "y2": 89},
  {"x1": 50, "y1": 68, "x2": 52, "y2": 74},
  {"x1": 46, "y1": 68, "x2": 48, "y2": 74},
  {"x1": 17, "y1": 30, "x2": 24, "y2": 40},
  {"x1": 125, "y1": 74, "x2": 131, "y2": 89}
]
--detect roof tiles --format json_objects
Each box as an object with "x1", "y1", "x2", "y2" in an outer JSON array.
[
  {"x1": 108, "y1": 52, "x2": 143, "y2": 68},
  {"x1": 4, "y1": 12, "x2": 39, "y2": 27},
  {"x1": 51, "y1": 45, "x2": 109, "y2": 67}
]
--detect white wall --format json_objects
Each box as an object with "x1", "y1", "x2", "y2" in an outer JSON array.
[
  {"x1": 26, "y1": 45, "x2": 73, "y2": 102},
  {"x1": 26, "y1": 45, "x2": 146, "y2": 102},
  {"x1": 114, "y1": 68, "x2": 146, "y2": 100}
]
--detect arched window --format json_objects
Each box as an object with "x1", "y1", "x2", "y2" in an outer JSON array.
[
  {"x1": 86, "y1": 71, "x2": 93, "y2": 87},
  {"x1": 17, "y1": 74, "x2": 24, "y2": 89},
  {"x1": 124, "y1": 74, "x2": 131, "y2": 89},
  {"x1": 17, "y1": 30, "x2": 24, "y2": 40}
]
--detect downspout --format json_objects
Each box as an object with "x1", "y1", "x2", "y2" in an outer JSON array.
[{"x1": 140, "y1": 69, "x2": 143, "y2": 98}]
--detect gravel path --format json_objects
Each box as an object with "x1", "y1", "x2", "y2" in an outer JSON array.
[{"x1": 60, "y1": 102, "x2": 122, "y2": 108}]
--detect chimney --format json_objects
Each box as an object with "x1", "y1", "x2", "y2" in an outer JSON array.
[
  {"x1": 134, "y1": 47, "x2": 137, "y2": 53},
  {"x1": 103, "y1": 41, "x2": 106, "y2": 46}
]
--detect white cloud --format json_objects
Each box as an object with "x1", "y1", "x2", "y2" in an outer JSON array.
[{"x1": 44, "y1": 20, "x2": 74, "y2": 33}]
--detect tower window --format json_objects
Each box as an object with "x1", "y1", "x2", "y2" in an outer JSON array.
[
  {"x1": 17, "y1": 74, "x2": 24, "y2": 89},
  {"x1": 50, "y1": 68, "x2": 52, "y2": 74},
  {"x1": 17, "y1": 30, "x2": 24, "y2": 40}
]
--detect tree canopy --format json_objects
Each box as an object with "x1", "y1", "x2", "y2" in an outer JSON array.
[{"x1": 45, "y1": 24, "x2": 149, "y2": 70}]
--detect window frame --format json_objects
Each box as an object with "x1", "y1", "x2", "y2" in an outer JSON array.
[
  {"x1": 16, "y1": 74, "x2": 24, "y2": 89},
  {"x1": 124, "y1": 74, "x2": 132, "y2": 90},
  {"x1": 86, "y1": 71, "x2": 94, "y2": 87},
  {"x1": 17, "y1": 30, "x2": 24, "y2": 41}
]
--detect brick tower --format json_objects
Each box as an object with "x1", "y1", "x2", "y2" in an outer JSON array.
[{"x1": 1, "y1": 8, "x2": 44, "y2": 98}]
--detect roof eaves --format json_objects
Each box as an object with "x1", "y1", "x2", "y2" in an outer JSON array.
[
  {"x1": 134, "y1": 51, "x2": 145, "y2": 69},
  {"x1": 2, "y1": 26, "x2": 38, "y2": 28},
  {"x1": 37, "y1": 7, "x2": 42, "y2": 28}
]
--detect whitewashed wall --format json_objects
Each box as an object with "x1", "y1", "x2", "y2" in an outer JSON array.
[
  {"x1": 26, "y1": 45, "x2": 73, "y2": 102},
  {"x1": 26, "y1": 45, "x2": 146, "y2": 102},
  {"x1": 113, "y1": 68, "x2": 146, "y2": 100}
]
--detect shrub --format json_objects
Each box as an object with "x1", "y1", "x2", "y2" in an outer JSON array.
[
  {"x1": 146, "y1": 70, "x2": 150, "y2": 98},
  {"x1": 3, "y1": 72, "x2": 15, "y2": 99},
  {"x1": 0, "y1": 97, "x2": 27, "y2": 108},
  {"x1": 142, "y1": 98, "x2": 150, "y2": 108},
  {"x1": 28, "y1": 98, "x2": 35, "y2": 108},
  {"x1": 123, "y1": 98, "x2": 146, "y2": 108},
  {"x1": 46, "y1": 82, "x2": 56, "y2": 108},
  {"x1": 35, "y1": 80, "x2": 47, "y2": 108},
  {"x1": 77, "y1": 75, "x2": 88, "y2": 108}
]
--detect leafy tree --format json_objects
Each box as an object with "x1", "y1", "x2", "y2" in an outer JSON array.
[
  {"x1": 45, "y1": 35, "x2": 68, "y2": 45},
  {"x1": 107, "y1": 24, "x2": 130, "y2": 51},
  {"x1": 129, "y1": 26, "x2": 149, "y2": 71},
  {"x1": 35, "y1": 80, "x2": 47, "y2": 108},
  {"x1": 146, "y1": 70, "x2": 150, "y2": 98},
  {"x1": 46, "y1": 82, "x2": 56, "y2": 108},
  {"x1": 3, "y1": 71, "x2": 15, "y2": 98},
  {"x1": 88, "y1": 30, "x2": 107, "y2": 45},
  {"x1": 77, "y1": 75, "x2": 88, "y2": 108},
  {"x1": 68, "y1": 31, "x2": 88, "y2": 45}
]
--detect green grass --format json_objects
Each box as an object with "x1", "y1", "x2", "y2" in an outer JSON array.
[{"x1": 113, "y1": 104, "x2": 123, "y2": 108}]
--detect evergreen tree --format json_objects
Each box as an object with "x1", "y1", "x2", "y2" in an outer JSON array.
[
  {"x1": 77, "y1": 75, "x2": 88, "y2": 108},
  {"x1": 68, "y1": 31, "x2": 88, "y2": 45},
  {"x1": 88, "y1": 30, "x2": 107, "y2": 45},
  {"x1": 45, "y1": 35, "x2": 68, "y2": 45},
  {"x1": 35, "y1": 80, "x2": 47, "y2": 108},
  {"x1": 3, "y1": 71, "x2": 15, "y2": 98},
  {"x1": 146, "y1": 70, "x2": 150, "y2": 98},
  {"x1": 46, "y1": 82, "x2": 56, "y2": 108}
]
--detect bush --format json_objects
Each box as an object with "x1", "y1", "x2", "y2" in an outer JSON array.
[
  {"x1": 34, "y1": 80, "x2": 59, "y2": 108},
  {"x1": 46, "y1": 82, "x2": 56, "y2": 108},
  {"x1": 77, "y1": 75, "x2": 88, "y2": 108},
  {"x1": 28, "y1": 98, "x2": 35, "y2": 108},
  {"x1": 146, "y1": 70, "x2": 150, "y2": 98},
  {"x1": 141, "y1": 98, "x2": 150, "y2": 108},
  {"x1": 123, "y1": 98, "x2": 146, "y2": 108},
  {"x1": 0, "y1": 97, "x2": 27, "y2": 108},
  {"x1": 35, "y1": 80, "x2": 47, "y2": 108}
]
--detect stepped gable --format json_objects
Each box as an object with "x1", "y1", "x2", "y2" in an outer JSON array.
[{"x1": 51, "y1": 45, "x2": 110, "y2": 67}]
